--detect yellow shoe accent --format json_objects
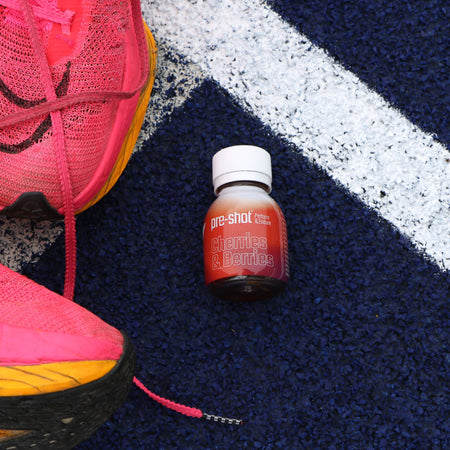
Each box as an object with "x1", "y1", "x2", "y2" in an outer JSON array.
[
  {"x1": 0, "y1": 360, "x2": 116, "y2": 396},
  {"x1": 0, "y1": 430, "x2": 32, "y2": 443},
  {"x1": 76, "y1": 22, "x2": 157, "y2": 214}
]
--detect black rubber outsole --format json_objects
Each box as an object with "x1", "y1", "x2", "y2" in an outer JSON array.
[
  {"x1": 0, "y1": 192, "x2": 62, "y2": 219},
  {"x1": 0, "y1": 333, "x2": 135, "y2": 450}
]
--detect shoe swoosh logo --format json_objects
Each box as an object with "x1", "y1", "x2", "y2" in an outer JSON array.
[{"x1": 0, "y1": 62, "x2": 71, "y2": 154}]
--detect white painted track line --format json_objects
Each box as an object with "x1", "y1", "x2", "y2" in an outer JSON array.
[
  {"x1": 145, "y1": 0, "x2": 449, "y2": 270},
  {"x1": 3, "y1": 1, "x2": 448, "y2": 271}
]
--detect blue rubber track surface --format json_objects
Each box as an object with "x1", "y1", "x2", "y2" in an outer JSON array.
[
  {"x1": 18, "y1": 0, "x2": 449, "y2": 449},
  {"x1": 267, "y1": 0, "x2": 449, "y2": 145}
]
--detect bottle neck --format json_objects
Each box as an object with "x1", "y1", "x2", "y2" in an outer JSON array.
[{"x1": 215, "y1": 180, "x2": 271, "y2": 196}]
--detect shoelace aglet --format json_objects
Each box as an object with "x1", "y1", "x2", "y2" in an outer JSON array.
[
  {"x1": 202, "y1": 413, "x2": 243, "y2": 426},
  {"x1": 134, "y1": 377, "x2": 243, "y2": 426}
]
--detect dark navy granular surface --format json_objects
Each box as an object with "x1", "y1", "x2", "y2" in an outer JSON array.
[{"x1": 23, "y1": 1, "x2": 449, "y2": 448}]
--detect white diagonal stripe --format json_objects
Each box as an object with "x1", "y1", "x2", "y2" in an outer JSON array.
[
  {"x1": 135, "y1": 40, "x2": 204, "y2": 151},
  {"x1": 0, "y1": 218, "x2": 63, "y2": 271},
  {"x1": 144, "y1": 0, "x2": 449, "y2": 270}
]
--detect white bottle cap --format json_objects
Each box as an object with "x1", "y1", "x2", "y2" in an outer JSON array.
[{"x1": 212, "y1": 145, "x2": 272, "y2": 194}]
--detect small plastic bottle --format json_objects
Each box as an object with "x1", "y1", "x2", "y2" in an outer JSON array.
[{"x1": 203, "y1": 145, "x2": 289, "y2": 301}]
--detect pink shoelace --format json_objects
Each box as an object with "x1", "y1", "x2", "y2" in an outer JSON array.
[
  {"x1": 0, "y1": 0, "x2": 242, "y2": 426},
  {"x1": 1, "y1": 0, "x2": 74, "y2": 29},
  {"x1": 0, "y1": 0, "x2": 78, "y2": 299}
]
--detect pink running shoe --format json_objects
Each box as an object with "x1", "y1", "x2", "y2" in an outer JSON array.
[
  {"x1": 0, "y1": 262, "x2": 135, "y2": 449},
  {"x1": 0, "y1": 0, "x2": 157, "y2": 299},
  {"x1": 0, "y1": 2, "x2": 242, "y2": 438},
  {"x1": 0, "y1": 261, "x2": 241, "y2": 447}
]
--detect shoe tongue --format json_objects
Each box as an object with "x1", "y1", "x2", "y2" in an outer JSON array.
[{"x1": 46, "y1": 0, "x2": 85, "y2": 66}]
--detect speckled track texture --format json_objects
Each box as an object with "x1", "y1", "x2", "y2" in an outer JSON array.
[{"x1": 1, "y1": 1, "x2": 448, "y2": 449}]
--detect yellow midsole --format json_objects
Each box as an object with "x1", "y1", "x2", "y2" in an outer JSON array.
[
  {"x1": 0, "y1": 360, "x2": 116, "y2": 396},
  {"x1": 76, "y1": 22, "x2": 157, "y2": 214},
  {"x1": 0, "y1": 430, "x2": 32, "y2": 443}
]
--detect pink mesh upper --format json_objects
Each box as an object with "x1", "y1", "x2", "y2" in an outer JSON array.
[
  {"x1": 0, "y1": 0, "x2": 147, "y2": 211},
  {"x1": 0, "y1": 0, "x2": 149, "y2": 299},
  {"x1": 0, "y1": 263, "x2": 122, "y2": 343}
]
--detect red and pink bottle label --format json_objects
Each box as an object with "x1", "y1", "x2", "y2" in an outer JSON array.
[{"x1": 203, "y1": 196, "x2": 289, "y2": 284}]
